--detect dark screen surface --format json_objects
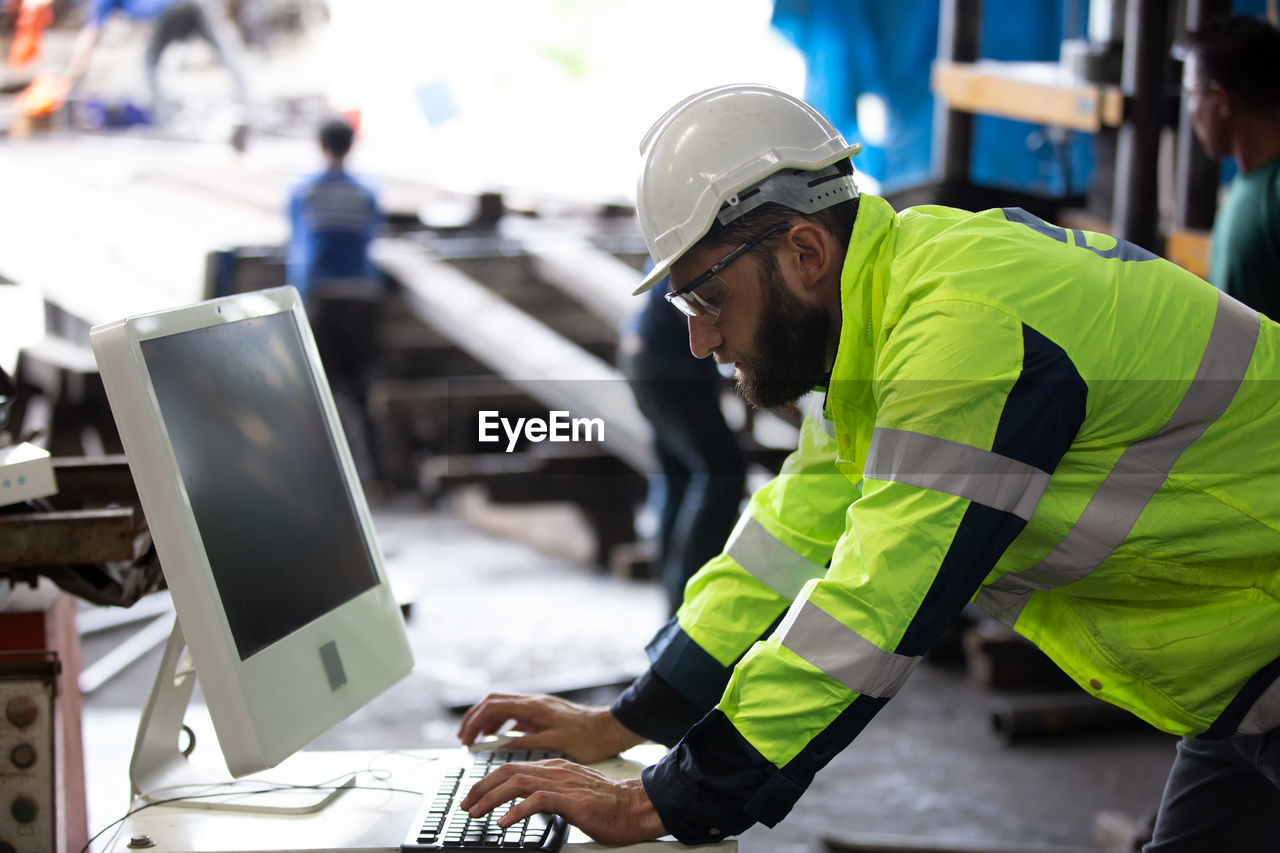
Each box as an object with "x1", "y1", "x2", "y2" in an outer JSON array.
[{"x1": 141, "y1": 312, "x2": 380, "y2": 660}]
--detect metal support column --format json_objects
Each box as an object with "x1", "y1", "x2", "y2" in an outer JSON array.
[
  {"x1": 931, "y1": 0, "x2": 983, "y2": 185},
  {"x1": 1111, "y1": 0, "x2": 1171, "y2": 249}
]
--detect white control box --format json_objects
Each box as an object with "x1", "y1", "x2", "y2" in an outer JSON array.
[{"x1": 0, "y1": 444, "x2": 57, "y2": 509}]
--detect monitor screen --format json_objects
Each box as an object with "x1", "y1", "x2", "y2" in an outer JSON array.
[
  {"x1": 140, "y1": 314, "x2": 379, "y2": 660},
  {"x1": 92, "y1": 287, "x2": 414, "y2": 783}
]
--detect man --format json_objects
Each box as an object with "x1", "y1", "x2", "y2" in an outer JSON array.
[
  {"x1": 457, "y1": 85, "x2": 1280, "y2": 850},
  {"x1": 66, "y1": 0, "x2": 250, "y2": 141},
  {"x1": 1184, "y1": 15, "x2": 1280, "y2": 319},
  {"x1": 286, "y1": 116, "x2": 384, "y2": 489}
]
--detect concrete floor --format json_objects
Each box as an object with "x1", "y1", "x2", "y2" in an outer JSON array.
[{"x1": 79, "y1": 495, "x2": 1177, "y2": 853}]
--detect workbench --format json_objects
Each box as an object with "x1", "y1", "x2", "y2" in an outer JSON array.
[{"x1": 96, "y1": 746, "x2": 736, "y2": 853}]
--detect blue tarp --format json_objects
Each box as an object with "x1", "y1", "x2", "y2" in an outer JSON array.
[
  {"x1": 772, "y1": 0, "x2": 1270, "y2": 196},
  {"x1": 771, "y1": 0, "x2": 1091, "y2": 195}
]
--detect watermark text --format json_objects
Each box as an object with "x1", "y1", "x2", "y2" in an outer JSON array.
[{"x1": 478, "y1": 410, "x2": 605, "y2": 452}]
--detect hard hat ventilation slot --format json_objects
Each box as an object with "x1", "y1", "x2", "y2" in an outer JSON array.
[
  {"x1": 807, "y1": 171, "x2": 849, "y2": 189},
  {"x1": 716, "y1": 163, "x2": 859, "y2": 226}
]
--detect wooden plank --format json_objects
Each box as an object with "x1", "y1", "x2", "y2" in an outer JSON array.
[
  {"x1": 1165, "y1": 227, "x2": 1211, "y2": 281},
  {"x1": 371, "y1": 237, "x2": 656, "y2": 473},
  {"x1": 931, "y1": 60, "x2": 1124, "y2": 132},
  {"x1": 0, "y1": 508, "x2": 137, "y2": 568}
]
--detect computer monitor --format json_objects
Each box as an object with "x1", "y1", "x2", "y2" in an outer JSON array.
[{"x1": 90, "y1": 286, "x2": 413, "y2": 800}]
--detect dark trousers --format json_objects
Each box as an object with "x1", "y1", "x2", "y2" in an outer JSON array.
[
  {"x1": 620, "y1": 349, "x2": 747, "y2": 616},
  {"x1": 306, "y1": 289, "x2": 382, "y2": 486},
  {"x1": 1145, "y1": 731, "x2": 1280, "y2": 851}
]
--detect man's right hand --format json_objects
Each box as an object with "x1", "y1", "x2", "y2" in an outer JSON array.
[{"x1": 456, "y1": 692, "x2": 642, "y2": 764}]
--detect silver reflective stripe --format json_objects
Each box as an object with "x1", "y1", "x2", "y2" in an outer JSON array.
[
  {"x1": 864, "y1": 428, "x2": 1051, "y2": 521},
  {"x1": 1239, "y1": 675, "x2": 1280, "y2": 736},
  {"x1": 777, "y1": 599, "x2": 921, "y2": 698},
  {"x1": 725, "y1": 514, "x2": 827, "y2": 600},
  {"x1": 976, "y1": 290, "x2": 1260, "y2": 626}
]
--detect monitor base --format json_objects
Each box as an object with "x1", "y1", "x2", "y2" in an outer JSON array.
[{"x1": 129, "y1": 618, "x2": 353, "y2": 816}]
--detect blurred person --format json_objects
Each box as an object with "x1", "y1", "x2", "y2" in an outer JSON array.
[
  {"x1": 7, "y1": 0, "x2": 54, "y2": 69},
  {"x1": 618, "y1": 274, "x2": 747, "y2": 617},
  {"x1": 1184, "y1": 15, "x2": 1280, "y2": 319},
  {"x1": 286, "y1": 116, "x2": 385, "y2": 492},
  {"x1": 452, "y1": 85, "x2": 1280, "y2": 851},
  {"x1": 66, "y1": 0, "x2": 250, "y2": 143}
]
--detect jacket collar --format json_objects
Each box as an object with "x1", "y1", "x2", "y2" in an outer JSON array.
[{"x1": 824, "y1": 194, "x2": 897, "y2": 415}]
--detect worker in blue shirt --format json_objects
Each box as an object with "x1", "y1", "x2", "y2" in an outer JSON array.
[
  {"x1": 286, "y1": 117, "x2": 385, "y2": 491},
  {"x1": 286, "y1": 117, "x2": 383, "y2": 300}
]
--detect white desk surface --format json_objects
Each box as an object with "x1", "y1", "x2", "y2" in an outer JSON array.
[{"x1": 100, "y1": 746, "x2": 736, "y2": 853}]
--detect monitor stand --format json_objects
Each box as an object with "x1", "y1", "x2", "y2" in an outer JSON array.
[{"x1": 129, "y1": 617, "x2": 354, "y2": 815}]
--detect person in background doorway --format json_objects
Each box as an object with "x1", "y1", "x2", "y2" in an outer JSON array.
[
  {"x1": 286, "y1": 116, "x2": 385, "y2": 492},
  {"x1": 1184, "y1": 15, "x2": 1280, "y2": 319},
  {"x1": 618, "y1": 275, "x2": 747, "y2": 617}
]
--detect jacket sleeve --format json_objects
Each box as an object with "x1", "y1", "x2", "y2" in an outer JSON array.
[
  {"x1": 640, "y1": 298, "x2": 1087, "y2": 843},
  {"x1": 612, "y1": 398, "x2": 859, "y2": 746}
]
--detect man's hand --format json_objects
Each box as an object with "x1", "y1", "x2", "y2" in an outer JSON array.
[
  {"x1": 457, "y1": 692, "x2": 642, "y2": 764},
  {"x1": 459, "y1": 758, "x2": 667, "y2": 846}
]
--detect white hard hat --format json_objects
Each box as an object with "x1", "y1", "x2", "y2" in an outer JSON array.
[{"x1": 634, "y1": 83, "x2": 861, "y2": 295}]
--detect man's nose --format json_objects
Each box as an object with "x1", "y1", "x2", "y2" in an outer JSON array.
[{"x1": 687, "y1": 315, "x2": 721, "y2": 359}]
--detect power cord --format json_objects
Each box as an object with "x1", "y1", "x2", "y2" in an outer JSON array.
[{"x1": 79, "y1": 776, "x2": 423, "y2": 853}]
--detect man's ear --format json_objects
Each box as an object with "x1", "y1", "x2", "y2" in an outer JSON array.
[
  {"x1": 1210, "y1": 81, "x2": 1233, "y2": 119},
  {"x1": 780, "y1": 222, "x2": 833, "y2": 292}
]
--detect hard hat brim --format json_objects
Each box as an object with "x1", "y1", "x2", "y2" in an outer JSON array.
[{"x1": 634, "y1": 257, "x2": 675, "y2": 295}]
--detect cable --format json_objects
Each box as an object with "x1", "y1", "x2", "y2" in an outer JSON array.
[{"x1": 80, "y1": 778, "x2": 423, "y2": 853}]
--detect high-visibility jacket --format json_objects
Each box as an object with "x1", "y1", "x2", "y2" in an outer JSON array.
[{"x1": 613, "y1": 194, "x2": 1280, "y2": 844}]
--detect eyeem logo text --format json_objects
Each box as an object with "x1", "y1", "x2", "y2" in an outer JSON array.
[{"x1": 478, "y1": 410, "x2": 605, "y2": 452}]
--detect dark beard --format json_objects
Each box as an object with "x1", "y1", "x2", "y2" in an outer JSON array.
[{"x1": 735, "y1": 260, "x2": 831, "y2": 409}]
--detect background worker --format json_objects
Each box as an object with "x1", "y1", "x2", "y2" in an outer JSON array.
[
  {"x1": 617, "y1": 275, "x2": 747, "y2": 616},
  {"x1": 66, "y1": 0, "x2": 251, "y2": 141},
  {"x1": 286, "y1": 116, "x2": 384, "y2": 491},
  {"x1": 1184, "y1": 15, "x2": 1280, "y2": 319},
  {"x1": 456, "y1": 85, "x2": 1280, "y2": 851}
]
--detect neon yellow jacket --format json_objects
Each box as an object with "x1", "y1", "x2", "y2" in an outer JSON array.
[{"x1": 614, "y1": 195, "x2": 1280, "y2": 843}]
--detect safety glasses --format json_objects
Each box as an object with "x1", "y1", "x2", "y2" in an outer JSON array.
[{"x1": 665, "y1": 223, "x2": 792, "y2": 321}]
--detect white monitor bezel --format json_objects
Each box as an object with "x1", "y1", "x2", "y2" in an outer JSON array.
[{"x1": 91, "y1": 286, "x2": 413, "y2": 780}]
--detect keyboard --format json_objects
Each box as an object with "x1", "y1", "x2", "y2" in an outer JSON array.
[{"x1": 401, "y1": 749, "x2": 569, "y2": 851}]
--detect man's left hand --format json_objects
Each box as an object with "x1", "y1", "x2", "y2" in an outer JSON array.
[{"x1": 458, "y1": 758, "x2": 667, "y2": 846}]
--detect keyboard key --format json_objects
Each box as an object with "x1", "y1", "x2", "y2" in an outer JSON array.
[{"x1": 401, "y1": 752, "x2": 569, "y2": 851}]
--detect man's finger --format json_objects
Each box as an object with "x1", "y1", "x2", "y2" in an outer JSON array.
[
  {"x1": 463, "y1": 768, "x2": 544, "y2": 818},
  {"x1": 458, "y1": 696, "x2": 530, "y2": 742},
  {"x1": 457, "y1": 693, "x2": 506, "y2": 736},
  {"x1": 495, "y1": 788, "x2": 566, "y2": 829},
  {"x1": 459, "y1": 762, "x2": 519, "y2": 810}
]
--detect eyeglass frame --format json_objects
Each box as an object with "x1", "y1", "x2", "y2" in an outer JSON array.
[{"x1": 664, "y1": 222, "x2": 793, "y2": 321}]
